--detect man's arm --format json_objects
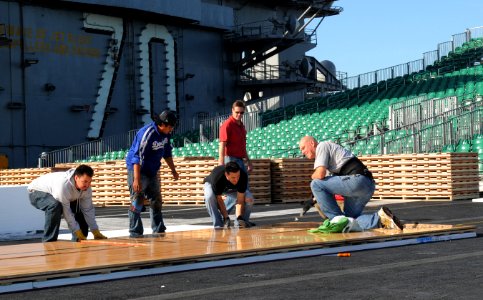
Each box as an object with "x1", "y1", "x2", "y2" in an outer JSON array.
[
  {"x1": 218, "y1": 141, "x2": 226, "y2": 165},
  {"x1": 164, "y1": 156, "x2": 179, "y2": 180},
  {"x1": 79, "y1": 194, "x2": 107, "y2": 239},
  {"x1": 132, "y1": 163, "x2": 142, "y2": 192},
  {"x1": 79, "y1": 191, "x2": 98, "y2": 231},
  {"x1": 216, "y1": 195, "x2": 228, "y2": 218},
  {"x1": 311, "y1": 166, "x2": 327, "y2": 180},
  {"x1": 61, "y1": 200, "x2": 79, "y2": 232},
  {"x1": 235, "y1": 192, "x2": 245, "y2": 217}
]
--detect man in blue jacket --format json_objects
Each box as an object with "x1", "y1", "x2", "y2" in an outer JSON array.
[{"x1": 126, "y1": 110, "x2": 179, "y2": 238}]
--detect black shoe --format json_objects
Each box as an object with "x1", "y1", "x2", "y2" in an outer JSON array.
[
  {"x1": 129, "y1": 233, "x2": 144, "y2": 238},
  {"x1": 154, "y1": 225, "x2": 166, "y2": 233},
  {"x1": 378, "y1": 206, "x2": 404, "y2": 230},
  {"x1": 236, "y1": 216, "x2": 250, "y2": 228},
  {"x1": 301, "y1": 198, "x2": 315, "y2": 216}
]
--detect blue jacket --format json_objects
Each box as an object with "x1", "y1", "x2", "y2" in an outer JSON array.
[{"x1": 126, "y1": 122, "x2": 172, "y2": 177}]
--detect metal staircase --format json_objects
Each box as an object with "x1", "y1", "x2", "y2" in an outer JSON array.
[
  {"x1": 225, "y1": 1, "x2": 343, "y2": 100},
  {"x1": 227, "y1": 2, "x2": 342, "y2": 71}
]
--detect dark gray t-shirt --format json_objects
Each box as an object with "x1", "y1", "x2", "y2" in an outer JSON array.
[{"x1": 314, "y1": 141, "x2": 354, "y2": 173}]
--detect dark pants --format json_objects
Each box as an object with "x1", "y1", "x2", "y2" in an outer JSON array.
[
  {"x1": 28, "y1": 190, "x2": 63, "y2": 242},
  {"x1": 70, "y1": 200, "x2": 89, "y2": 241},
  {"x1": 127, "y1": 169, "x2": 165, "y2": 237}
]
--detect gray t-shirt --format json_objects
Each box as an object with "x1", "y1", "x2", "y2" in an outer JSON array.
[{"x1": 314, "y1": 141, "x2": 354, "y2": 173}]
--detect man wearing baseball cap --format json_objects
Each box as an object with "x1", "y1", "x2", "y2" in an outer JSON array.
[{"x1": 125, "y1": 110, "x2": 179, "y2": 238}]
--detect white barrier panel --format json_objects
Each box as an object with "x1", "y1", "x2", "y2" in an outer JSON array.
[{"x1": 0, "y1": 186, "x2": 44, "y2": 235}]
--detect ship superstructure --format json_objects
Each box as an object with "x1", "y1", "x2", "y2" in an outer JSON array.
[{"x1": 0, "y1": 0, "x2": 341, "y2": 168}]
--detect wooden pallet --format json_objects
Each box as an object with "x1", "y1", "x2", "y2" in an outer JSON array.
[
  {"x1": 0, "y1": 153, "x2": 479, "y2": 204},
  {"x1": 270, "y1": 158, "x2": 312, "y2": 203}
]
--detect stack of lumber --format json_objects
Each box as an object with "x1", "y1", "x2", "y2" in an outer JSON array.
[
  {"x1": 159, "y1": 157, "x2": 272, "y2": 205},
  {"x1": 0, "y1": 168, "x2": 52, "y2": 185},
  {"x1": 270, "y1": 158, "x2": 312, "y2": 203},
  {"x1": 90, "y1": 161, "x2": 130, "y2": 206},
  {"x1": 248, "y1": 159, "x2": 271, "y2": 204},
  {"x1": 159, "y1": 157, "x2": 217, "y2": 205},
  {"x1": 56, "y1": 161, "x2": 131, "y2": 206},
  {"x1": 1, "y1": 153, "x2": 478, "y2": 205},
  {"x1": 360, "y1": 152, "x2": 480, "y2": 201}
]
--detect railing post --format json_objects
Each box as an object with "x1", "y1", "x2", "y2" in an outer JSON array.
[{"x1": 465, "y1": 28, "x2": 471, "y2": 42}]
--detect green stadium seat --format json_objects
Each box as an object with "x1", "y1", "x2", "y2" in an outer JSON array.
[{"x1": 456, "y1": 140, "x2": 471, "y2": 152}]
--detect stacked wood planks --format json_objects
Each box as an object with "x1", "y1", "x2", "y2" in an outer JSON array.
[
  {"x1": 0, "y1": 168, "x2": 52, "y2": 186},
  {"x1": 270, "y1": 158, "x2": 313, "y2": 203},
  {"x1": 56, "y1": 158, "x2": 272, "y2": 206},
  {"x1": 90, "y1": 162, "x2": 130, "y2": 206},
  {"x1": 1, "y1": 153, "x2": 480, "y2": 205},
  {"x1": 159, "y1": 157, "x2": 272, "y2": 205},
  {"x1": 159, "y1": 157, "x2": 216, "y2": 205},
  {"x1": 249, "y1": 159, "x2": 271, "y2": 204},
  {"x1": 360, "y1": 152, "x2": 480, "y2": 201},
  {"x1": 55, "y1": 161, "x2": 131, "y2": 206}
]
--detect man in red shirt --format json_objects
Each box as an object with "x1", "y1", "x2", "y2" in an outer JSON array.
[{"x1": 218, "y1": 100, "x2": 255, "y2": 227}]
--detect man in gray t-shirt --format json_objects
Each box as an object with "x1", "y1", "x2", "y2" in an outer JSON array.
[
  {"x1": 314, "y1": 141, "x2": 353, "y2": 175},
  {"x1": 299, "y1": 136, "x2": 403, "y2": 231}
]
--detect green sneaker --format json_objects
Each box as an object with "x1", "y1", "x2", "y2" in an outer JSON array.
[
  {"x1": 308, "y1": 217, "x2": 349, "y2": 233},
  {"x1": 308, "y1": 219, "x2": 331, "y2": 233}
]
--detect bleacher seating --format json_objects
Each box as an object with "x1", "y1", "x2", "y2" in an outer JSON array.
[
  {"x1": 68, "y1": 37, "x2": 483, "y2": 176},
  {"x1": 168, "y1": 38, "x2": 483, "y2": 173},
  {"x1": 5, "y1": 32, "x2": 482, "y2": 206}
]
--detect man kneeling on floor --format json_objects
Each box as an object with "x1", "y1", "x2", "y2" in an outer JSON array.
[
  {"x1": 299, "y1": 136, "x2": 404, "y2": 232},
  {"x1": 204, "y1": 161, "x2": 254, "y2": 228}
]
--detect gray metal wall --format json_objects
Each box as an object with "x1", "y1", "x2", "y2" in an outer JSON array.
[{"x1": 0, "y1": 1, "x2": 236, "y2": 167}]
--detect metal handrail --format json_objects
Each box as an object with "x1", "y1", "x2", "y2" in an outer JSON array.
[
  {"x1": 349, "y1": 101, "x2": 483, "y2": 156},
  {"x1": 40, "y1": 27, "x2": 483, "y2": 167},
  {"x1": 341, "y1": 26, "x2": 483, "y2": 89}
]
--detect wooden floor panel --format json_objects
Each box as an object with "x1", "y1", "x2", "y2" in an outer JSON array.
[{"x1": 0, "y1": 222, "x2": 475, "y2": 283}]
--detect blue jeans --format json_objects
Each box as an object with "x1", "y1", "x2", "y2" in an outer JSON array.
[
  {"x1": 310, "y1": 174, "x2": 379, "y2": 230},
  {"x1": 204, "y1": 182, "x2": 253, "y2": 227},
  {"x1": 28, "y1": 190, "x2": 63, "y2": 242},
  {"x1": 127, "y1": 170, "x2": 166, "y2": 237}
]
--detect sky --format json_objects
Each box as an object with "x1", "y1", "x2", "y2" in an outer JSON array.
[{"x1": 307, "y1": 0, "x2": 483, "y2": 78}]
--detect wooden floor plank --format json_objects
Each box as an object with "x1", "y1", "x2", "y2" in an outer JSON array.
[{"x1": 0, "y1": 222, "x2": 475, "y2": 284}]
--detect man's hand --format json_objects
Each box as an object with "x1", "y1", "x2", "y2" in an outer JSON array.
[
  {"x1": 74, "y1": 230, "x2": 87, "y2": 241},
  {"x1": 223, "y1": 216, "x2": 231, "y2": 228},
  {"x1": 92, "y1": 229, "x2": 108, "y2": 239},
  {"x1": 132, "y1": 177, "x2": 142, "y2": 193},
  {"x1": 171, "y1": 170, "x2": 179, "y2": 180}
]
